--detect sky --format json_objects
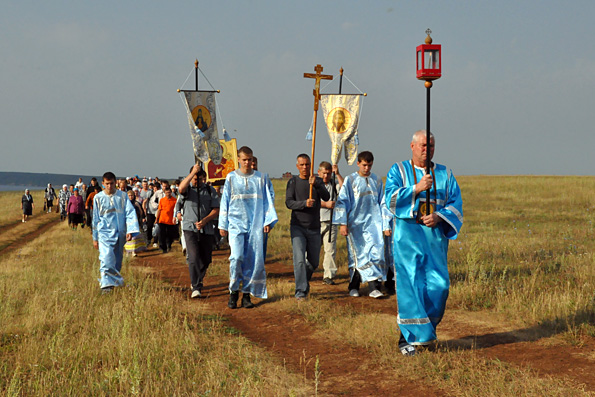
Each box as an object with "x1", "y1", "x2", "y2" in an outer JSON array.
[{"x1": 1, "y1": 1, "x2": 594, "y2": 178}]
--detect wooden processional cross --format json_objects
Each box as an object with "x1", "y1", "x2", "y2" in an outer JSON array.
[{"x1": 303, "y1": 64, "x2": 333, "y2": 198}]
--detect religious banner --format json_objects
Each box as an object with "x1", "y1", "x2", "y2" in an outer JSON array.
[
  {"x1": 205, "y1": 138, "x2": 238, "y2": 184},
  {"x1": 182, "y1": 91, "x2": 223, "y2": 165},
  {"x1": 320, "y1": 94, "x2": 361, "y2": 165}
]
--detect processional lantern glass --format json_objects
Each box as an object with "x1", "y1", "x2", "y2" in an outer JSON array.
[{"x1": 416, "y1": 29, "x2": 442, "y2": 81}]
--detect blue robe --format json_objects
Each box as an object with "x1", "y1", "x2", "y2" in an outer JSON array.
[
  {"x1": 92, "y1": 190, "x2": 140, "y2": 288},
  {"x1": 385, "y1": 160, "x2": 463, "y2": 345},
  {"x1": 219, "y1": 170, "x2": 278, "y2": 298},
  {"x1": 333, "y1": 172, "x2": 391, "y2": 283}
]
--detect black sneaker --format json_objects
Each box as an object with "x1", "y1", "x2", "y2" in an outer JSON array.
[
  {"x1": 228, "y1": 291, "x2": 239, "y2": 309},
  {"x1": 322, "y1": 278, "x2": 336, "y2": 285},
  {"x1": 241, "y1": 293, "x2": 255, "y2": 309}
]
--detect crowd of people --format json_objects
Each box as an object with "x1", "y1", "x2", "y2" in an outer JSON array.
[{"x1": 26, "y1": 130, "x2": 463, "y2": 357}]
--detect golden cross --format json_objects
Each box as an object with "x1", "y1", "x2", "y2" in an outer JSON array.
[
  {"x1": 303, "y1": 64, "x2": 333, "y2": 111},
  {"x1": 303, "y1": 64, "x2": 333, "y2": 199}
]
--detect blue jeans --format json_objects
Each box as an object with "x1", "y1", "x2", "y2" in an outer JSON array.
[{"x1": 290, "y1": 224, "x2": 321, "y2": 298}]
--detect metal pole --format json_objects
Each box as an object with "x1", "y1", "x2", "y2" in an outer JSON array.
[
  {"x1": 328, "y1": 67, "x2": 344, "y2": 241},
  {"x1": 195, "y1": 59, "x2": 199, "y2": 91},
  {"x1": 425, "y1": 83, "x2": 432, "y2": 214}
]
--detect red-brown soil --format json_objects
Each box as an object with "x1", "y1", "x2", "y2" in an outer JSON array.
[
  {"x1": 135, "y1": 247, "x2": 443, "y2": 396},
  {"x1": 1, "y1": 219, "x2": 593, "y2": 395},
  {"x1": 134, "y1": 245, "x2": 595, "y2": 395}
]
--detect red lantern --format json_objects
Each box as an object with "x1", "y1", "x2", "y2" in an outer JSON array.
[{"x1": 416, "y1": 29, "x2": 441, "y2": 81}]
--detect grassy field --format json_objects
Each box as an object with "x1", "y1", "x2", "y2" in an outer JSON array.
[
  {"x1": 264, "y1": 176, "x2": 595, "y2": 395},
  {"x1": 1, "y1": 176, "x2": 594, "y2": 395},
  {"x1": 0, "y1": 190, "x2": 46, "y2": 228},
  {"x1": 0, "y1": 223, "x2": 308, "y2": 395},
  {"x1": 269, "y1": 175, "x2": 594, "y2": 338}
]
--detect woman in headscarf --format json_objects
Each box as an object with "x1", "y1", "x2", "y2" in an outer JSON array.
[
  {"x1": 21, "y1": 189, "x2": 34, "y2": 222},
  {"x1": 44, "y1": 184, "x2": 57, "y2": 213},
  {"x1": 67, "y1": 188, "x2": 85, "y2": 230},
  {"x1": 58, "y1": 184, "x2": 70, "y2": 221},
  {"x1": 124, "y1": 189, "x2": 147, "y2": 256}
]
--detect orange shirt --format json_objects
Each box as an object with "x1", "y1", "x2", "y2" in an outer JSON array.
[
  {"x1": 86, "y1": 191, "x2": 97, "y2": 209},
  {"x1": 157, "y1": 196, "x2": 177, "y2": 225}
]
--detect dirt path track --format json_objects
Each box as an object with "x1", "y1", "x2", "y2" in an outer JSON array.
[{"x1": 135, "y1": 246, "x2": 595, "y2": 395}]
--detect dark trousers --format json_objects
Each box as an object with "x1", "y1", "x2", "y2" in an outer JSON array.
[
  {"x1": 159, "y1": 223, "x2": 177, "y2": 252},
  {"x1": 385, "y1": 265, "x2": 395, "y2": 293},
  {"x1": 348, "y1": 269, "x2": 381, "y2": 292},
  {"x1": 146, "y1": 213, "x2": 156, "y2": 243},
  {"x1": 184, "y1": 231, "x2": 214, "y2": 292},
  {"x1": 290, "y1": 224, "x2": 321, "y2": 298},
  {"x1": 85, "y1": 209, "x2": 92, "y2": 227}
]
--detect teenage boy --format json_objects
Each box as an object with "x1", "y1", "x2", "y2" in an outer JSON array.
[
  {"x1": 333, "y1": 151, "x2": 392, "y2": 298},
  {"x1": 92, "y1": 172, "x2": 140, "y2": 293},
  {"x1": 219, "y1": 146, "x2": 278, "y2": 309}
]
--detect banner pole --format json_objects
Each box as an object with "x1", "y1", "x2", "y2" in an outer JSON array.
[{"x1": 303, "y1": 64, "x2": 333, "y2": 199}]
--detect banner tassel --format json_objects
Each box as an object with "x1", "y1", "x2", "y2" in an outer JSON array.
[
  {"x1": 223, "y1": 128, "x2": 231, "y2": 142},
  {"x1": 305, "y1": 126, "x2": 313, "y2": 141},
  {"x1": 195, "y1": 127, "x2": 206, "y2": 139}
]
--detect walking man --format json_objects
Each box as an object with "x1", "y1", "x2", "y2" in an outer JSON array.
[
  {"x1": 334, "y1": 151, "x2": 392, "y2": 298},
  {"x1": 318, "y1": 161, "x2": 343, "y2": 285},
  {"x1": 92, "y1": 172, "x2": 140, "y2": 293},
  {"x1": 219, "y1": 146, "x2": 278, "y2": 309},
  {"x1": 285, "y1": 154, "x2": 330, "y2": 300},
  {"x1": 385, "y1": 130, "x2": 463, "y2": 356},
  {"x1": 178, "y1": 166, "x2": 220, "y2": 298}
]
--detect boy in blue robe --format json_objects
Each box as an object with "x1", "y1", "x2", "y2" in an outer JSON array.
[
  {"x1": 219, "y1": 146, "x2": 278, "y2": 309},
  {"x1": 384, "y1": 130, "x2": 463, "y2": 356},
  {"x1": 333, "y1": 151, "x2": 392, "y2": 298},
  {"x1": 92, "y1": 172, "x2": 140, "y2": 293}
]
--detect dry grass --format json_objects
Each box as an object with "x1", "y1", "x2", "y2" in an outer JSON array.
[
  {"x1": 0, "y1": 190, "x2": 45, "y2": 228},
  {"x1": 1, "y1": 175, "x2": 594, "y2": 396},
  {"x1": 0, "y1": 222, "x2": 309, "y2": 396},
  {"x1": 261, "y1": 176, "x2": 595, "y2": 395}
]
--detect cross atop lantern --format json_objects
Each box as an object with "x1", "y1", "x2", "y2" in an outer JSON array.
[{"x1": 416, "y1": 29, "x2": 441, "y2": 81}]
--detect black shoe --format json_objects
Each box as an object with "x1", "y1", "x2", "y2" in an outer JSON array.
[
  {"x1": 323, "y1": 277, "x2": 336, "y2": 285},
  {"x1": 242, "y1": 293, "x2": 255, "y2": 309},
  {"x1": 228, "y1": 291, "x2": 239, "y2": 309}
]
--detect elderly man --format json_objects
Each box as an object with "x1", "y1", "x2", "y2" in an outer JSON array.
[{"x1": 385, "y1": 130, "x2": 463, "y2": 356}]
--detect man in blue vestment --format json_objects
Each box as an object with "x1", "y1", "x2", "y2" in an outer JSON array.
[
  {"x1": 92, "y1": 172, "x2": 140, "y2": 293},
  {"x1": 333, "y1": 151, "x2": 392, "y2": 298},
  {"x1": 385, "y1": 130, "x2": 463, "y2": 356},
  {"x1": 219, "y1": 146, "x2": 278, "y2": 309}
]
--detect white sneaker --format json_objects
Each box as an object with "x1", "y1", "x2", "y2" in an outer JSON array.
[
  {"x1": 400, "y1": 344, "x2": 416, "y2": 356},
  {"x1": 349, "y1": 289, "x2": 360, "y2": 297},
  {"x1": 152, "y1": 243, "x2": 158, "y2": 248},
  {"x1": 369, "y1": 289, "x2": 384, "y2": 299},
  {"x1": 191, "y1": 290, "x2": 201, "y2": 299}
]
